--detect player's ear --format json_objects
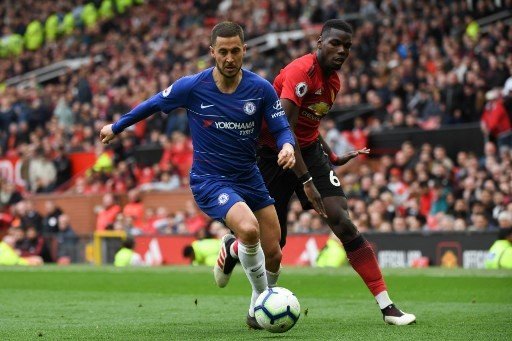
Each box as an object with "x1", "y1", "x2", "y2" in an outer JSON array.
[
  {"x1": 243, "y1": 44, "x2": 247, "y2": 54},
  {"x1": 317, "y1": 36, "x2": 323, "y2": 50},
  {"x1": 209, "y1": 45, "x2": 215, "y2": 57}
]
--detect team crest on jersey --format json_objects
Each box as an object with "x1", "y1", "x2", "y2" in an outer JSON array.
[
  {"x1": 218, "y1": 193, "x2": 230, "y2": 206},
  {"x1": 243, "y1": 101, "x2": 256, "y2": 115},
  {"x1": 308, "y1": 102, "x2": 331, "y2": 117},
  {"x1": 295, "y1": 82, "x2": 308, "y2": 97},
  {"x1": 162, "y1": 84, "x2": 173, "y2": 97}
]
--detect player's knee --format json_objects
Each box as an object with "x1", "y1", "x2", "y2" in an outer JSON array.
[
  {"x1": 328, "y1": 209, "x2": 358, "y2": 241},
  {"x1": 326, "y1": 210, "x2": 343, "y2": 228},
  {"x1": 237, "y1": 221, "x2": 260, "y2": 244},
  {"x1": 338, "y1": 210, "x2": 358, "y2": 238}
]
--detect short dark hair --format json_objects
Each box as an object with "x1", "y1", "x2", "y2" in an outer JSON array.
[
  {"x1": 122, "y1": 237, "x2": 135, "y2": 249},
  {"x1": 211, "y1": 21, "x2": 244, "y2": 46},
  {"x1": 321, "y1": 19, "x2": 353, "y2": 37},
  {"x1": 183, "y1": 245, "x2": 194, "y2": 258}
]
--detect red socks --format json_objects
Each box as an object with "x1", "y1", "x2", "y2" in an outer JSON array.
[{"x1": 344, "y1": 236, "x2": 387, "y2": 296}]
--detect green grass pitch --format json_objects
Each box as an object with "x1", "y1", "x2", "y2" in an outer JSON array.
[{"x1": 0, "y1": 266, "x2": 511, "y2": 340}]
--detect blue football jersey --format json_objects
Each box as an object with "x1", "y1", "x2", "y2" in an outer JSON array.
[{"x1": 112, "y1": 67, "x2": 294, "y2": 180}]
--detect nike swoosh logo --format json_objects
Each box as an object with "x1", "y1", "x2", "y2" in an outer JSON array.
[
  {"x1": 251, "y1": 265, "x2": 263, "y2": 273},
  {"x1": 201, "y1": 103, "x2": 214, "y2": 109}
]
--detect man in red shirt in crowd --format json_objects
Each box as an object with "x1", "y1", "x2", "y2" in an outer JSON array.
[
  {"x1": 217, "y1": 19, "x2": 415, "y2": 326},
  {"x1": 123, "y1": 189, "x2": 144, "y2": 228},
  {"x1": 96, "y1": 193, "x2": 121, "y2": 231},
  {"x1": 481, "y1": 91, "x2": 511, "y2": 145}
]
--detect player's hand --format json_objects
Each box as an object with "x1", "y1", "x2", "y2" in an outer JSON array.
[
  {"x1": 277, "y1": 143, "x2": 295, "y2": 170},
  {"x1": 100, "y1": 124, "x2": 116, "y2": 144},
  {"x1": 331, "y1": 147, "x2": 370, "y2": 166},
  {"x1": 303, "y1": 181, "x2": 327, "y2": 218}
]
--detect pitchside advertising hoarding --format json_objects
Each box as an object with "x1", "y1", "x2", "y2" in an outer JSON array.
[{"x1": 132, "y1": 232, "x2": 497, "y2": 268}]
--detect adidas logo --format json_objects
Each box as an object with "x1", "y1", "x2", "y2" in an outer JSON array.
[{"x1": 315, "y1": 89, "x2": 322, "y2": 95}]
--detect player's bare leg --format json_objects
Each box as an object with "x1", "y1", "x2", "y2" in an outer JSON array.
[
  {"x1": 323, "y1": 196, "x2": 416, "y2": 325},
  {"x1": 218, "y1": 202, "x2": 268, "y2": 329}
]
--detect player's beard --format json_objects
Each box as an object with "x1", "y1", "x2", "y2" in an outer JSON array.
[
  {"x1": 329, "y1": 57, "x2": 345, "y2": 71},
  {"x1": 217, "y1": 62, "x2": 242, "y2": 78}
]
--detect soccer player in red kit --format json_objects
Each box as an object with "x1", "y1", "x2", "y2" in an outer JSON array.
[{"x1": 216, "y1": 19, "x2": 416, "y2": 326}]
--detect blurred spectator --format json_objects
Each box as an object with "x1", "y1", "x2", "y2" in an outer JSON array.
[
  {"x1": 17, "y1": 226, "x2": 51, "y2": 262},
  {"x1": 42, "y1": 200, "x2": 63, "y2": 235},
  {"x1": 0, "y1": 234, "x2": 43, "y2": 266},
  {"x1": 56, "y1": 214, "x2": 78, "y2": 263},
  {"x1": 184, "y1": 200, "x2": 207, "y2": 235},
  {"x1": 150, "y1": 206, "x2": 173, "y2": 234},
  {"x1": 468, "y1": 213, "x2": 489, "y2": 232},
  {"x1": 28, "y1": 148, "x2": 57, "y2": 193},
  {"x1": 114, "y1": 238, "x2": 143, "y2": 267},
  {"x1": 316, "y1": 233, "x2": 347, "y2": 267},
  {"x1": 0, "y1": 206, "x2": 13, "y2": 233},
  {"x1": 11, "y1": 200, "x2": 43, "y2": 232},
  {"x1": 122, "y1": 189, "x2": 144, "y2": 228},
  {"x1": 183, "y1": 220, "x2": 229, "y2": 266},
  {"x1": 53, "y1": 146, "x2": 72, "y2": 188},
  {"x1": 481, "y1": 90, "x2": 512, "y2": 148},
  {"x1": 95, "y1": 193, "x2": 121, "y2": 231},
  {"x1": 0, "y1": 180, "x2": 23, "y2": 208},
  {"x1": 159, "y1": 132, "x2": 193, "y2": 183},
  {"x1": 139, "y1": 170, "x2": 181, "y2": 191},
  {"x1": 293, "y1": 212, "x2": 313, "y2": 234},
  {"x1": 484, "y1": 211, "x2": 512, "y2": 269}
]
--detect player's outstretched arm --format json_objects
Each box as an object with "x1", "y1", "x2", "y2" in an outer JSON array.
[
  {"x1": 99, "y1": 95, "x2": 163, "y2": 144},
  {"x1": 319, "y1": 134, "x2": 370, "y2": 166},
  {"x1": 281, "y1": 99, "x2": 327, "y2": 218},
  {"x1": 336, "y1": 147, "x2": 370, "y2": 165}
]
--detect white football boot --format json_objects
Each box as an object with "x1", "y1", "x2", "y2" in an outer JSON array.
[{"x1": 382, "y1": 304, "x2": 416, "y2": 325}]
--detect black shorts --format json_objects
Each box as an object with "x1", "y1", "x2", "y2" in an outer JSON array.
[{"x1": 257, "y1": 140, "x2": 345, "y2": 247}]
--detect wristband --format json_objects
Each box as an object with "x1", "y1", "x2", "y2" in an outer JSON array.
[
  {"x1": 329, "y1": 151, "x2": 338, "y2": 163},
  {"x1": 299, "y1": 172, "x2": 313, "y2": 185},
  {"x1": 302, "y1": 177, "x2": 313, "y2": 185}
]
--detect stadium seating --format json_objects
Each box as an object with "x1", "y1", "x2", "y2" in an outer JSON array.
[{"x1": 0, "y1": 0, "x2": 511, "y2": 246}]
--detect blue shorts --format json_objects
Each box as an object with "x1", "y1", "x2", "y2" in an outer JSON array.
[{"x1": 190, "y1": 172, "x2": 275, "y2": 222}]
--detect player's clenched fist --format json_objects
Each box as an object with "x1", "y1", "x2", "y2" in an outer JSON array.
[
  {"x1": 100, "y1": 124, "x2": 116, "y2": 144},
  {"x1": 277, "y1": 143, "x2": 295, "y2": 170}
]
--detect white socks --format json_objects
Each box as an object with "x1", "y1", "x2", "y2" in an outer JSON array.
[
  {"x1": 375, "y1": 291, "x2": 393, "y2": 309},
  {"x1": 238, "y1": 241, "x2": 267, "y2": 316},
  {"x1": 248, "y1": 269, "x2": 282, "y2": 316},
  {"x1": 266, "y1": 267, "x2": 281, "y2": 287}
]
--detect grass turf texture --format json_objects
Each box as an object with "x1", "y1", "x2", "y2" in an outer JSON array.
[{"x1": 0, "y1": 266, "x2": 510, "y2": 340}]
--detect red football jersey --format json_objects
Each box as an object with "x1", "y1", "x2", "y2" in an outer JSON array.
[{"x1": 260, "y1": 53, "x2": 340, "y2": 149}]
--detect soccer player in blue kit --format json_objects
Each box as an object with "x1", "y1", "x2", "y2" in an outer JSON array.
[{"x1": 99, "y1": 22, "x2": 295, "y2": 327}]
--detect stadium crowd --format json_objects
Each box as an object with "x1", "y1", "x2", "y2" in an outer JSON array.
[
  {"x1": 1, "y1": 0, "x2": 512, "y2": 249},
  {"x1": 0, "y1": 196, "x2": 78, "y2": 264}
]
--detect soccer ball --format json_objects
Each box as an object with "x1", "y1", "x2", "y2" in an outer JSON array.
[{"x1": 254, "y1": 287, "x2": 300, "y2": 333}]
